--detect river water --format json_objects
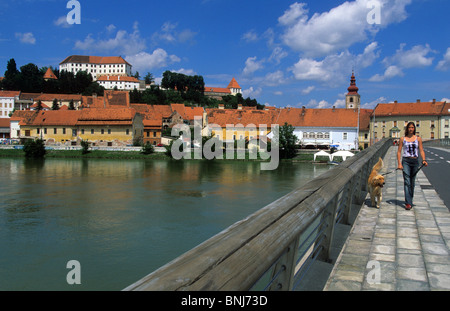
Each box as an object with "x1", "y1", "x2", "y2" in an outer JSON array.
[{"x1": 0, "y1": 157, "x2": 332, "y2": 290}]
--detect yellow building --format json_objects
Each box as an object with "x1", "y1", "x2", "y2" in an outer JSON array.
[
  {"x1": 370, "y1": 100, "x2": 447, "y2": 144},
  {"x1": 204, "y1": 106, "x2": 274, "y2": 143},
  {"x1": 17, "y1": 108, "x2": 143, "y2": 147}
]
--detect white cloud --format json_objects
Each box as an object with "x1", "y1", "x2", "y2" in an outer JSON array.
[
  {"x1": 436, "y1": 47, "x2": 450, "y2": 71},
  {"x1": 268, "y1": 46, "x2": 288, "y2": 65},
  {"x1": 54, "y1": 16, "x2": 72, "y2": 28},
  {"x1": 301, "y1": 86, "x2": 315, "y2": 95},
  {"x1": 441, "y1": 98, "x2": 450, "y2": 103},
  {"x1": 242, "y1": 30, "x2": 259, "y2": 42},
  {"x1": 125, "y1": 49, "x2": 181, "y2": 72},
  {"x1": 290, "y1": 42, "x2": 380, "y2": 86},
  {"x1": 369, "y1": 65, "x2": 404, "y2": 82},
  {"x1": 75, "y1": 22, "x2": 146, "y2": 55},
  {"x1": 242, "y1": 56, "x2": 264, "y2": 76},
  {"x1": 263, "y1": 70, "x2": 286, "y2": 86},
  {"x1": 15, "y1": 32, "x2": 36, "y2": 44},
  {"x1": 279, "y1": 0, "x2": 411, "y2": 57},
  {"x1": 383, "y1": 43, "x2": 434, "y2": 69},
  {"x1": 333, "y1": 99, "x2": 346, "y2": 108},
  {"x1": 152, "y1": 22, "x2": 196, "y2": 44},
  {"x1": 369, "y1": 44, "x2": 435, "y2": 81},
  {"x1": 362, "y1": 96, "x2": 387, "y2": 108},
  {"x1": 243, "y1": 86, "x2": 262, "y2": 98},
  {"x1": 308, "y1": 99, "x2": 329, "y2": 109}
]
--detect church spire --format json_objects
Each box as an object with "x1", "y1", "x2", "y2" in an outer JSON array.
[
  {"x1": 347, "y1": 70, "x2": 359, "y2": 94},
  {"x1": 346, "y1": 71, "x2": 360, "y2": 109}
]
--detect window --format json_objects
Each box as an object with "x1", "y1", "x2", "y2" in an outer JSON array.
[
  {"x1": 343, "y1": 133, "x2": 348, "y2": 140},
  {"x1": 108, "y1": 129, "x2": 111, "y2": 134},
  {"x1": 72, "y1": 129, "x2": 77, "y2": 136},
  {"x1": 101, "y1": 129, "x2": 104, "y2": 134},
  {"x1": 431, "y1": 132, "x2": 434, "y2": 139},
  {"x1": 416, "y1": 121, "x2": 420, "y2": 128},
  {"x1": 54, "y1": 128, "x2": 57, "y2": 134},
  {"x1": 81, "y1": 129, "x2": 85, "y2": 135},
  {"x1": 63, "y1": 128, "x2": 66, "y2": 135},
  {"x1": 37, "y1": 128, "x2": 40, "y2": 135},
  {"x1": 91, "y1": 129, "x2": 94, "y2": 134},
  {"x1": 431, "y1": 121, "x2": 435, "y2": 128},
  {"x1": 126, "y1": 129, "x2": 130, "y2": 135},
  {"x1": 445, "y1": 120, "x2": 449, "y2": 128}
]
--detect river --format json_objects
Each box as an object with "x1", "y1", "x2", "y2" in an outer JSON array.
[{"x1": 0, "y1": 157, "x2": 332, "y2": 290}]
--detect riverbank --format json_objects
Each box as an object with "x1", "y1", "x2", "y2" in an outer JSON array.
[{"x1": 0, "y1": 147, "x2": 322, "y2": 162}]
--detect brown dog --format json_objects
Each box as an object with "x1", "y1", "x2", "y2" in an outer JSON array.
[{"x1": 368, "y1": 157, "x2": 385, "y2": 209}]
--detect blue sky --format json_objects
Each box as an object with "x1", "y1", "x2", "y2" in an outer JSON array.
[{"x1": 1, "y1": 0, "x2": 449, "y2": 109}]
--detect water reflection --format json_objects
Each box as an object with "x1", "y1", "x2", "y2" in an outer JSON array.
[{"x1": 0, "y1": 157, "x2": 332, "y2": 290}]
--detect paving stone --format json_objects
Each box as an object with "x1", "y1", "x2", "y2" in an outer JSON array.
[{"x1": 324, "y1": 146, "x2": 450, "y2": 292}]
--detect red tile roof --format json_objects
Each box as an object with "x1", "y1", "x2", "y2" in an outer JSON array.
[
  {"x1": 170, "y1": 104, "x2": 204, "y2": 121},
  {"x1": 373, "y1": 101, "x2": 446, "y2": 117},
  {"x1": 205, "y1": 108, "x2": 277, "y2": 127},
  {"x1": 227, "y1": 77, "x2": 241, "y2": 89},
  {"x1": 276, "y1": 107, "x2": 363, "y2": 128},
  {"x1": 0, "y1": 91, "x2": 21, "y2": 98},
  {"x1": 32, "y1": 110, "x2": 81, "y2": 126},
  {"x1": 97, "y1": 75, "x2": 139, "y2": 83},
  {"x1": 10, "y1": 110, "x2": 38, "y2": 124},
  {"x1": 43, "y1": 68, "x2": 57, "y2": 80},
  {"x1": 204, "y1": 87, "x2": 231, "y2": 94},
  {"x1": 0, "y1": 118, "x2": 11, "y2": 128},
  {"x1": 60, "y1": 55, "x2": 131, "y2": 66}
]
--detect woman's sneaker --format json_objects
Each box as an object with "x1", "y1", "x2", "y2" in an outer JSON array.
[{"x1": 405, "y1": 204, "x2": 412, "y2": 210}]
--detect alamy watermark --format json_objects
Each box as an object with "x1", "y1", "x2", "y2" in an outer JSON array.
[
  {"x1": 170, "y1": 117, "x2": 279, "y2": 171},
  {"x1": 367, "y1": 0, "x2": 381, "y2": 25},
  {"x1": 366, "y1": 260, "x2": 381, "y2": 285},
  {"x1": 66, "y1": 260, "x2": 81, "y2": 285},
  {"x1": 66, "y1": 0, "x2": 81, "y2": 25}
]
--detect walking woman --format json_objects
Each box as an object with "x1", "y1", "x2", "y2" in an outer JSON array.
[{"x1": 397, "y1": 122, "x2": 428, "y2": 210}]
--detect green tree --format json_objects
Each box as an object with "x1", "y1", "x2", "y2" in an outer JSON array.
[
  {"x1": 144, "y1": 72, "x2": 154, "y2": 85},
  {"x1": 278, "y1": 123, "x2": 298, "y2": 159},
  {"x1": 23, "y1": 139, "x2": 46, "y2": 158},
  {"x1": 68, "y1": 100, "x2": 75, "y2": 110},
  {"x1": 36, "y1": 100, "x2": 43, "y2": 111},
  {"x1": 141, "y1": 142, "x2": 154, "y2": 155},
  {"x1": 52, "y1": 99, "x2": 59, "y2": 110},
  {"x1": 81, "y1": 140, "x2": 90, "y2": 155},
  {"x1": 19, "y1": 63, "x2": 43, "y2": 93},
  {"x1": 2, "y1": 58, "x2": 20, "y2": 90}
]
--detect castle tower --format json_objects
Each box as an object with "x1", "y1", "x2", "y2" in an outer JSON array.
[
  {"x1": 346, "y1": 71, "x2": 360, "y2": 109},
  {"x1": 227, "y1": 77, "x2": 242, "y2": 96}
]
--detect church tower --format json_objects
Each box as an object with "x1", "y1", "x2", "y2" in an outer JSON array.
[{"x1": 346, "y1": 71, "x2": 360, "y2": 109}]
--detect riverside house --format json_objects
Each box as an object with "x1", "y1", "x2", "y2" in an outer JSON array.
[
  {"x1": 370, "y1": 100, "x2": 449, "y2": 144},
  {"x1": 16, "y1": 107, "x2": 143, "y2": 147}
]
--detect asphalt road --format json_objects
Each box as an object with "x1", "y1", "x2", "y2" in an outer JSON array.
[{"x1": 422, "y1": 147, "x2": 450, "y2": 211}]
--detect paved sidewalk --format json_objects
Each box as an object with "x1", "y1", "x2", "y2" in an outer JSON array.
[{"x1": 324, "y1": 146, "x2": 450, "y2": 291}]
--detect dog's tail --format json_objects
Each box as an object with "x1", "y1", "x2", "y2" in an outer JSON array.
[{"x1": 373, "y1": 157, "x2": 384, "y2": 173}]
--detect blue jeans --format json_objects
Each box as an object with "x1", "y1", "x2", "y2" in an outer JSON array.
[{"x1": 402, "y1": 157, "x2": 419, "y2": 206}]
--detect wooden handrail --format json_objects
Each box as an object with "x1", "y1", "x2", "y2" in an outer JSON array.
[{"x1": 124, "y1": 138, "x2": 392, "y2": 291}]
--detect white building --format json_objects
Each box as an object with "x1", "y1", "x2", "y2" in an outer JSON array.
[
  {"x1": 97, "y1": 75, "x2": 140, "y2": 91},
  {"x1": 59, "y1": 55, "x2": 132, "y2": 80},
  {"x1": 0, "y1": 91, "x2": 20, "y2": 118}
]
